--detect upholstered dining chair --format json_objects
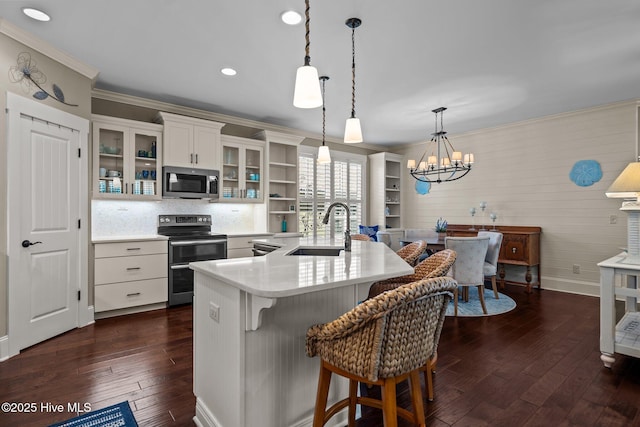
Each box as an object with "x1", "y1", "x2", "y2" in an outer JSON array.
[
  {"x1": 444, "y1": 236, "x2": 490, "y2": 316},
  {"x1": 367, "y1": 249, "x2": 457, "y2": 299},
  {"x1": 477, "y1": 231, "x2": 503, "y2": 299},
  {"x1": 351, "y1": 233, "x2": 373, "y2": 241},
  {"x1": 395, "y1": 240, "x2": 427, "y2": 266},
  {"x1": 306, "y1": 276, "x2": 457, "y2": 427}
]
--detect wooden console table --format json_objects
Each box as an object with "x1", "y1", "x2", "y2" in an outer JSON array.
[{"x1": 446, "y1": 225, "x2": 542, "y2": 292}]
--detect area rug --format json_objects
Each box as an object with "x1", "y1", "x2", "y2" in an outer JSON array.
[
  {"x1": 48, "y1": 401, "x2": 138, "y2": 427},
  {"x1": 446, "y1": 288, "x2": 516, "y2": 317}
]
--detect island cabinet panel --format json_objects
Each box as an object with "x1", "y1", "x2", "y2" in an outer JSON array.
[
  {"x1": 189, "y1": 237, "x2": 412, "y2": 427},
  {"x1": 446, "y1": 224, "x2": 541, "y2": 292}
]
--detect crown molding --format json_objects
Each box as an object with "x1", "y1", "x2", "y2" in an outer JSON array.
[
  {"x1": 398, "y1": 98, "x2": 640, "y2": 150},
  {"x1": 0, "y1": 18, "x2": 99, "y2": 81},
  {"x1": 91, "y1": 88, "x2": 389, "y2": 152}
]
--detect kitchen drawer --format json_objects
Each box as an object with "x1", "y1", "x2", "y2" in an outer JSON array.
[
  {"x1": 95, "y1": 278, "x2": 167, "y2": 312},
  {"x1": 95, "y1": 253, "x2": 168, "y2": 285},
  {"x1": 227, "y1": 236, "x2": 269, "y2": 250},
  {"x1": 227, "y1": 247, "x2": 253, "y2": 258},
  {"x1": 95, "y1": 240, "x2": 167, "y2": 258}
]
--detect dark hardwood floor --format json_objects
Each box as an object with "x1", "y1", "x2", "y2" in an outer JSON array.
[{"x1": 2, "y1": 285, "x2": 640, "y2": 426}]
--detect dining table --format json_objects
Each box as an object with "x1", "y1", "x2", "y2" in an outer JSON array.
[{"x1": 399, "y1": 236, "x2": 446, "y2": 255}]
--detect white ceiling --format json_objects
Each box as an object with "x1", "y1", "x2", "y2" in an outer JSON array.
[{"x1": 1, "y1": 0, "x2": 639, "y2": 146}]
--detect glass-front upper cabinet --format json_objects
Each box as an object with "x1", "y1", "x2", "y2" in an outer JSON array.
[
  {"x1": 92, "y1": 115, "x2": 163, "y2": 200},
  {"x1": 220, "y1": 135, "x2": 264, "y2": 202}
]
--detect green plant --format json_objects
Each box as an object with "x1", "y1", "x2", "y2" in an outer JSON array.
[{"x1": 435, "y1": 217, "x2": 448, "y2": 233}]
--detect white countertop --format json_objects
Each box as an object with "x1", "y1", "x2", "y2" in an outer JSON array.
[
  {"x1": 189, "y1": 237, "x2": 413, "y2": 298},
  {"x1": 92, "y1": 235, "x2": 169, "y2": 244}
]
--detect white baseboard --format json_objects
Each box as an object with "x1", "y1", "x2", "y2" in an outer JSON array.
[
  {"x1": 539, "y1": 276, "x2": 600, "y2": 297},
  {"x1": 0, "y1": 335, "x2": 8, "y2": 362},
  {"x1": 81, "y1": 305, "x2": 95, "y2": 327}
]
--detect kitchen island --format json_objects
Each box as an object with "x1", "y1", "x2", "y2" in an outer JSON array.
[{"x1": 189, "y1": 237, "x2": 413, "y2": 427}]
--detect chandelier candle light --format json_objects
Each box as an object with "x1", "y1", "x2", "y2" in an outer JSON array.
[
  {"x1": 408, "y1": 107, "x2": 474, "y2": 183},
  {"x1": 293, "y1": 0, "x2": 322, "y2": 108},
  {"x1": 317, "y1": 76, "x2": 331, "y2": 164},
  {"x1": 344, "y1": 17, "x2": 363, "y2": 143}
]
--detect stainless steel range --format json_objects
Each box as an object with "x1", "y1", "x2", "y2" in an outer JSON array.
[{"x1": 157, "y1": 214, "x2": 227, "y2": 306}]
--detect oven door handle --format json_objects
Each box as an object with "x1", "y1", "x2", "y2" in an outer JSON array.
[
  {"x1": 170, "y1": 239, "x2": 227, "y2": 246},
  {"x1": 170, "y1": 264, "x2": 192, "y2": 270}
]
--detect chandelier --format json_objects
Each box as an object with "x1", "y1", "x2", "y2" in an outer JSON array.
[{"x1": 407, "y1": 107, "x2": 474, "y2": 183}]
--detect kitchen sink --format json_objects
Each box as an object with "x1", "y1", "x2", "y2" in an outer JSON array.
[{"x1": 287, "y1": 247, "x2": 343, "y2": 256}]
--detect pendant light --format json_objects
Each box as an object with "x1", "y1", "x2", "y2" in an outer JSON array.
[
  {"x1": 293, "y1": 0, "x2": 322, "y2": 108},
  {"x1": 344, "y1": 17, "x2": 363, "y2": 143},
  {"x1": 317, "y1": 76, "x2": 331, "y2": 164}
]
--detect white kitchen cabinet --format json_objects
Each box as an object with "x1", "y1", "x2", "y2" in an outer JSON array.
[
  {"x1": 368, "y1": 152, "x2": 403, "y2": 229},
  {"x1": 156, "y1": 111, "x2": 225, "y2": 170},
  {"x1": 259, "y1": 131, "x2": 304, "y2": 234},
  {"x1": 94, "y1": 239, "x2": 168, "y2": 315},
  {"x1": 227, "y1": 234, "x2": 273, "y2": 258},
  {"x1": 220, "y1": 135, "x2": 264, "y2": 202},
  {"x1": 92, "y1": 115, "x2": 163, "y2": 200}
]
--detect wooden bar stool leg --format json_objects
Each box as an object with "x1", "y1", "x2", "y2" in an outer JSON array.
[
  {"x1": 313, "y1": 361, "x2": 332, "y2": 427},
  {"x1": 348, "y1": 379, "x2": 358, "y2": 427},
  {"x1": 424, "y1": 353, "x2": 437, "y2": 401},
  {"x1": 381, "y1": 378, "x2": 398, "y2": 427},
  {"x1": 409, "y1": 371, "x2": 426, "y2": 426}
]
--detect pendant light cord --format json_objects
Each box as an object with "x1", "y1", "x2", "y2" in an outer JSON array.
[
  {"x1": 350, "y1": 25, "x2": 356, "y2": 118},
  {"x1": 304, "y1": 0, "x2": 311, "y2": 66},
  {"x1": 321, "y1": 77, "x2": 327, "y2": 145}
]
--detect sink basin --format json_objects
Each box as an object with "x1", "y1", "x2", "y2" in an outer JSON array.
[{"x1": 287, "y1": 247, "x2": 343, "y2": 256}]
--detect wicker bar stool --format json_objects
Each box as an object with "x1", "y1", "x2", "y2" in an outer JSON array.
[
  {"x1": 367, "y1": 249, "x2": 457, "y2": 299},
  {"x1": 366, "y1": 249, "x2": 457, "y2": 401},
  {"x1": 306, "y1": 276, "x2": 457, "y2": 427},
  {"x1": 351, "y1": 233, "x2": 373, "y2": 241},
  {"x1": 395, "y1": 240, "x2": 427, "y2": 266}
]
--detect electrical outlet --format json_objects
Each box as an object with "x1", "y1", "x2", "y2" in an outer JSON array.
[
  {"x1": 610, "y1": 215, "x2": 618, "y2": 224},
  {"x1": 573, "y1": 264, "x2": 580, "y2": 274},
  {"x1": 209, "y1": 302, "x2": 220, "y2": 323}
]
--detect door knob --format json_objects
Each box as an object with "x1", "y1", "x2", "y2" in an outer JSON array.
[{"x1": 22, "y1": 240, "x2": 42, "y2": 248}]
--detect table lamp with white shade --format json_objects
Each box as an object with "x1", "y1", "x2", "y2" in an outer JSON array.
[{"x1": 606, "y1": 162, "x2": 640, "y2": 264}]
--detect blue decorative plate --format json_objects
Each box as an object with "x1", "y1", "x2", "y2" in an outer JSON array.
[
  {"x1": 569, "y1": 160, "x2": 602, "y2": 187},
  {"x1": 415, "y1": 179, "x2": 430, "y2": 195}
]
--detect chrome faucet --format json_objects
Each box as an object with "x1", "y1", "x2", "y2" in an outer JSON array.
[{"x1": 322, "y1": 202, "x2": 351, "y2": 252}]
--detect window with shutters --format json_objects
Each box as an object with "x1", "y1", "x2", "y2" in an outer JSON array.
[{"x1": 299, "y1": 147, "x2": 366, "y2": 238}]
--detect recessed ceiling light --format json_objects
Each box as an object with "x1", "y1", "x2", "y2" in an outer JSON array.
[
  {"x1": 221, "y1": 67, "x2": 237, "y2": 76},
  {"x1": 281, "y1": 10, "x2": 302, "y2": 25},
  {"x1": 22, "y1": 7, "x2": 50, "y2": 22}
]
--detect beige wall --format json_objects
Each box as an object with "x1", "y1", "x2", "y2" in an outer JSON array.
[
  {"x1": 394, "y1": 101, "x2": 638, "y2": 296},
  {"x1": 0, "y1": 32, "x2": 93, "y2": 337}
]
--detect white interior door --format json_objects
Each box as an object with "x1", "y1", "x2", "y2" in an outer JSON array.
[{"x1": 7, "y1": 93, "x2": 89, "y2": 356}]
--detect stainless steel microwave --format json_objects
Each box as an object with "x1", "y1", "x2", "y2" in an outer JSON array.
[{"x1": 162, "y1": 166, "x2": 219, "y2": 200}]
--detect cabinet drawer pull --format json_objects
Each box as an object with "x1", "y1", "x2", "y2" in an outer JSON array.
[
  {"x1": 126, "y1": 267, "x2": 141, "y2": 271},
  {"x1": 512, "y1": 247, "x2": 517, "y2": 253},
  {"x1": 126, "y1": 247, "x2": 141, "y2": 251},
  {"x1": 126, "y1": 292, "x2": 141, "y2": 297}
]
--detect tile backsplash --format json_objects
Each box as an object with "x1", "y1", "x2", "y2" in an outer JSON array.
[{"x1": 92, "y1": 199, "x2": 265, "y2": 237}]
